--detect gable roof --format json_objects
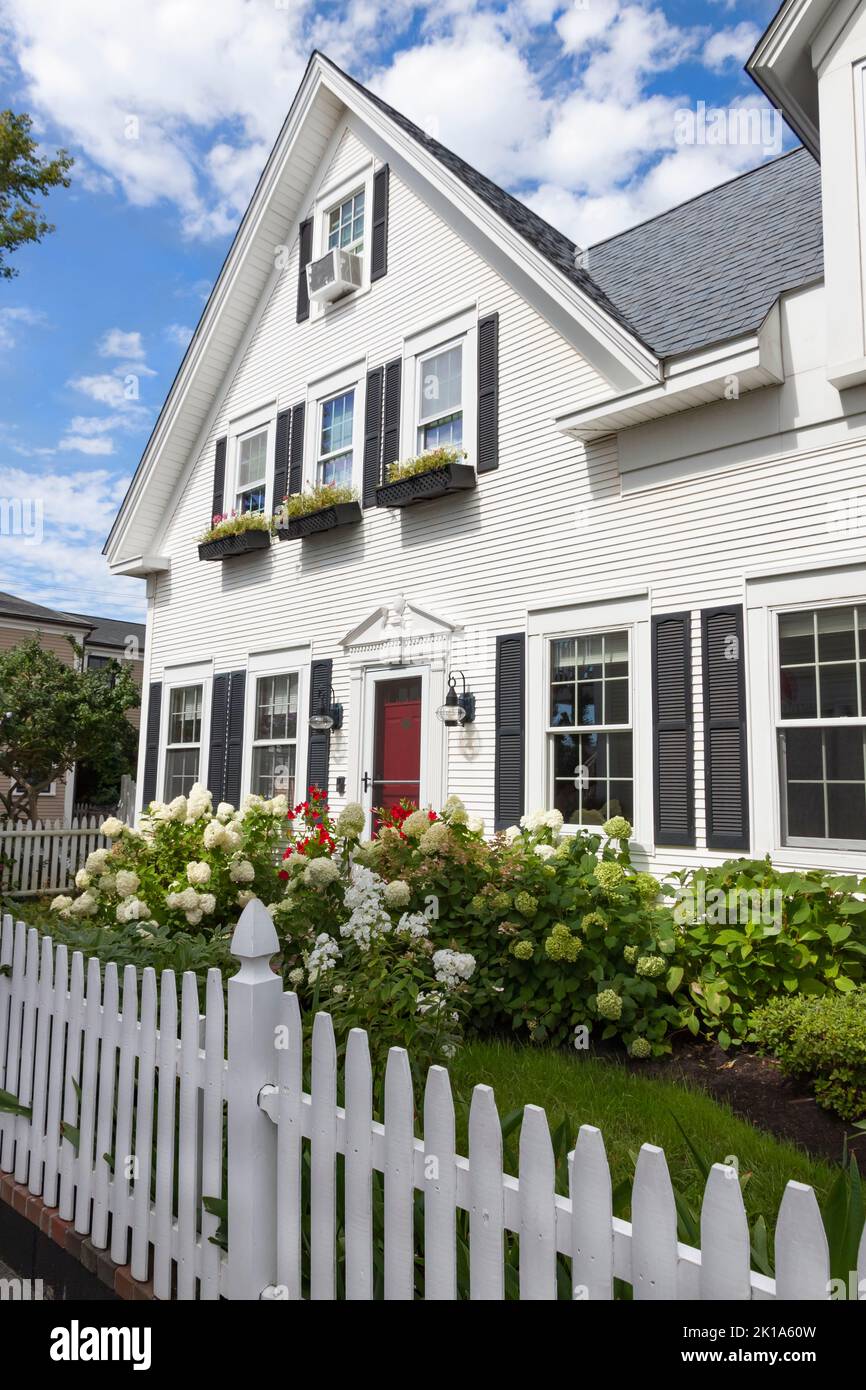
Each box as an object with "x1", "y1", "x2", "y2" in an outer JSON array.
[
  {"x1": 63, "y1": 612, "x2": 146, "y2": 652},
  {"x1": 0, "y1": 590, "x2": 93, "y2": 631},
  {"x1": 585, "y1": 147, "x2": 823, "y2": 359}
]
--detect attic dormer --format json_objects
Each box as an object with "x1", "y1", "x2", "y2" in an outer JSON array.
[{"x1": 750, "y1": 0, "x2": 866, "y2": 389}]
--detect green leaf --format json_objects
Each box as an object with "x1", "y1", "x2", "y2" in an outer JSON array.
[{"x1": 0, "y1": 1088, "x2": 31, "y2": 1119}]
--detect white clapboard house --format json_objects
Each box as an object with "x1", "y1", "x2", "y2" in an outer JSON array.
[{"x1": 106, "y1": 0, "x2": 866, "y2": 873}]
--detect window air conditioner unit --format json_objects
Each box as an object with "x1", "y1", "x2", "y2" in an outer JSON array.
[{"x1": 307, "y1": 248, "x2": 363, "y2": 304}]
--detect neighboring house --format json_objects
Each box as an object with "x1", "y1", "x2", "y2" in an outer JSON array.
[
  {"x1": 0, "y1": 590, "x2": 145, "y2": 820},
  {"x1": 105, "y1": 0, "x2": 866, "y2": 874}
]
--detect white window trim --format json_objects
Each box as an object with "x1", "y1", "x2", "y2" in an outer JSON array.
[
  {"x1": 157, "y1": 661, "x2": 212, "y2": 802},
  {"x1": 415, "y1": 336, "x2": 466, "y2": 452},
  {"x1": 304, "y1": 361, "x2": 366, "y2": 494},
  {"x1": 311, "y1": 159, "x2": 375, "y2": 319},
  {"x1": 226, "y1": 403, "x2": 276, "y2": 518},
  {"x1": 747, "y1": 562, "x2": 866, "y2": 870},
  {"x1": 526, "y1": 592, "x2": 652, "y2": 850},
  {"x1": 402, "y1": 307, "x2": 478, "y2": 469},
  {"x1": 241, "y1": 647, "x2": 310, "y2": 802}
]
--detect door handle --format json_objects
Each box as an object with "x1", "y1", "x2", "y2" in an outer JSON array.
[{"x1": 362, "y1": 771, "x2": 371, "y2": 793}]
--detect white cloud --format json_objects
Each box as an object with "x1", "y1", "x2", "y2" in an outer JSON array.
[
  {"x1": 97, "y1": 327, "x2": 146, "y2": 360},
  {"x1": 59, "y1": 434, "x2": 115, "y2": 455},
  {"x1": 68, "y1": 373, "x2": 139, "y2": 409},
  {"x1": 703, "y1": 21, "x2": 760, "y2": 72},
  {"x1": 0, "y1": 306, "x2": 48, "y2": 350},
  {"x1": 164, "y1": 323, "x2": 193, "y2": 349}
]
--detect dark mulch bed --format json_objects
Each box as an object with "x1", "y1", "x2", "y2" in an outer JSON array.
[{"x1": 630, "y1": 1041, "x2": 862, "y2": 1167}]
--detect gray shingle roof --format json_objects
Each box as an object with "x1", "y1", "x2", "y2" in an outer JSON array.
[
  {"x1": 63, "y1": 612, "x2": 146, "y2": 652},
  {"x1": 585, "y1": 147, "x2": 823, "y2": 358},
  {"x1": 0, "y1": 590, "x2": 93, "y2": 630}
]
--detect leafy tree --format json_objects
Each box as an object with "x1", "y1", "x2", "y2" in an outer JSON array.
[
  {"x1": 0, "y1": 110, "x2": 73, "y2": 279},
  {"x1": 0, "y1": 636, "x2": 140, "y2": 822}
]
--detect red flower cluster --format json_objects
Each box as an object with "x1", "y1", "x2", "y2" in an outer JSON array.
[
  {"x1": 376, "y1": 800, "x2": 437, "y2": 841},
  {"x1": 279, "y1": 785, "x2": 335, "y2": 877}
]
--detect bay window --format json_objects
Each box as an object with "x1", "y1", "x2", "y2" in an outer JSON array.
[
  {"x1": 777, "y1": 605, "x2": 866, "y2": 845},
  {"x1": 250, "y1": 673, "x2": 298, "y2": 801},
  {"x1": 547, "y1": 630, "x2": 634, "y2": 825},
  {"x1": 164, "y1": 684, "x2": 203, "y2": 799}
]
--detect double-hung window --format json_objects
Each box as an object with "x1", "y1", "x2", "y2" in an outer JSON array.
[
  {"x1": 235, "y1": 427, "x2": 268, "y2": 514},
  {"x1": 318, "y1": 390, "x2": 355, "y2": 489},
  {"x1": 417, "y1": 343, "x2": 463, "y2": 450},
  {"x1": 777, "y1": 605, "x2": 866, "y2": 846},
  {"x1": 251, "y1": 673, "x2": 299, "y2": 801},
  {"x1": 327, "y1": 189, "x2": 365, "y2": 256},
  {"x1": 547, "y1": 630, "x2": 633, "y2": 826},
  {"x1": 164, "y1": 685, "x2": 203, "y2": 799}
]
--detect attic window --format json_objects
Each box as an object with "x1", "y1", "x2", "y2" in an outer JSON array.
[{"x1": 328, "y1": 189, "x2": 365, "y2": 256}]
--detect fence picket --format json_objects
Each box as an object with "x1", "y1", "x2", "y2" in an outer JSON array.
[
  {"x1": 700, "y1": 1163, "x2": 752, "y2": 1300},
  {"x1": 344, "y1": 1027, "x2": 373, "y2": 1301},
  {"x1": 58, "y1": 951, "x2": 84, "y2": 1220},
  {"x1": 631, "y1": 1144, "x2": 679, "y2": 1300},
  {"x1": 13, "y1": 927, "x2": 40, "y2": 1184},
  {"x1": 0, "y1": 817, "x2": 108, "y2": 897},
  {"x1": 1, "y1": 921, "x2": 27, "y2": 1172},
  {"x1": 469, "y1": 1084, "x2": 504, "y2": 1300},
  {"x1": 200, "y1": 968, "x2": 225, "y2": 1301},
  {"x1": 775, "y1": 1181, "x2": 830, "y2": 1300},
  {"x1": 570, "y1": 1124, "x2": 613, "y2": 1301},
  {"x1": 310, "y1": 1010, "x2": 337, "y2": 1300},
  {"x1": 177, "y1": 972, "x2": 200, "y2": 1299},
  {"x1": 0, "y1": 917, "x2": 13, "y2": 1166},
  {"x1": 42, "y1": 943, "x2": 68, "y2": 1208},
  {"x1": 518, "y1": 1104, "x2": 557, "y2": 1300},
  {"x1": 384, "y1": 1046, "x2": 414, "y2": 1301},
  {"x1": 276, "y1": 991, "x2": 303, "y2": 1300},
  {"x1": 90, "y1": 962, "x2": 119, "y2": 1248},
  {"x1": 28, "y1": 934, "x2": 55, "y2": 1196},
  {"x1": 74, "y1": 955, "x2": 103, "y2": 1233},
  {"x1": 423, "y1": 1064, "x2": 456, "y2": 1301},
  {"x1": 131, "y1": 968, "x2": 157, "y2": 1282},
  {"x1": 153, "y1": 969, "x2": 178, "y2": 1300}
]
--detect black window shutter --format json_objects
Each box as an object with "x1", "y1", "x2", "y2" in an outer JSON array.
[
  {"x1": 288, "y1": 402, "x2": 305, "y2": 495},
  {"x1": 296, "y1": 218, "x2": 313, "y2": 322},
  {"x1": 273, "y1": 408, "x2": 291, "y2": 511},
  {"x1": 494, "y1": 633, "x2": 525, "y2": 831},
  {"x1": 477, "y1": 312, "x2": 499, "y2": 474},
  {"x1": 370, "y1": 165, "x2": 389, "y2": 282},
  {"x1": 141, "y1": 682, "x2": 162, "y2": 807},
  {"x1": 212, "y1": 436, "x2": 227, "y2": 522},
  {"x1": 701, "y1": 605, "x2": 750, "y2": 852},
  {"x1": 363, "y1": 367, "x2": 384, "y2": 508},
  {"x1": 382, "y1": 358, "x2": 402, "y2": 474},
  {"x1": 307, "y1": 659, "x2": 333, "y2": 797},
  {"x1": 652, "y1": 613, "x2": 695, "y2": 847},
  {"x1": 209, "y1": 670, "x2": 246, "y2": 807}
]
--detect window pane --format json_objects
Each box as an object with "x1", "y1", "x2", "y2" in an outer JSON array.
[
  {"x1": 422, "y1": 413, "x2": 463, "y2": 450},
  {"x1": 164, "y1": 748, "x2": 199, "y2": 800},
  {"x1": 168, "y1": 686, "x2": 202, "y2": 744},
  {"x1": 606, "y1": 781, "x2": 634, "y2": 821},
  {"x1": 252, "y1": 744, "x2": 295, "y2": 801},
  {"x1": 256, "y1": 673, "x2": 298, "y2": 741},
  {"x1": 607, "y1": 732, "x2": 633, "y2": 777},
  {"x1": 552, "y1": 779, "x2": 580, "y2": 824},
  {"x1": 779, "y1": 611, "x2": 814, "y2": 666},
  {"x1": 238, "y1": 485, "x2": 265, "y2": 514},
  {"x1": 328, "y1": 190, "x2": 364, "y2": 250},
  {"x1": 551, "y1": 640, "x2": 575, "y2": 682},
  {"x1": 817, "y1": 606, "x2": 856, "y2": 662},
  {"x1": 552, "y1": 733, "x2": 582, "y2": 779},
  {"x1": 605, "y1": 678, "x2": 629, "y2": 724},
  {"x1": 780, "y1": 666, "x2": 817, "y2": 718},
  {"x1": 576, "y1": 635, "x2": 603, "y2": 679},
  {"x1": 819, "y1": 663, "x2": 858, "y2": 718},
  {"x1": 784, "y1": 727, "x2": 822, "y2": 780},
  {"x1": 827, "y1": 783, "x2": 866, "y2": 840},
  {"x1": 321, "y1": 392, "x2": 354, "y2": 455},
  {"x1": 604, "y1": 630, "x2": 629, "y2": 677},
  {"x1": 824, "y1": 727, "x2": 865, "y2": 779},
  {"x1": 420, "y1": 346, "x2": 462, "y2": 421},
  {"x1": 577, "y1": 681, "x2": 602, "y2": 725},
  {"x1": 319, "y1": 451, "x2": 353, "y2": 489},
  {"x1": 550, "y1": 685, "x2": 575, "y2": 726},
  {"x1": 237, "y1": 430, "x2": 267, "y2": 489},
  {"x1": 785, "y1": 780, "x2": 824, "y2": 838}
]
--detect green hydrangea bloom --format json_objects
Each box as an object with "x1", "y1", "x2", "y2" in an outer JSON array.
[
  {"x1": 580, "y1": 911, "x2": 607, "y2": 933},
  {"x1": 603, "y1": 815, "x2": 632, "y2": 840},
  {"x1": 471, "y1": 894, "x2": 487, "y2": 915},
  {"x1": 515, "y1": 891, "x2": 538, "y2": 918},
  {"x1": 511, "y1": 939, "x2": 534, "y2": 961},
  {"x1": 596, "y1": 989, "x2": 623, "y2": 1021},
  {"x1": 544, "y1": 923, "x2": 583, "y2": 962},
  {"x1": 636, "y1": 955, "x2": 666, "y2": 978},
  {"x1": 634, "y1": 872, "x2": 661, "y2": 903},
  {"x1": 594, "y1": 860, "x2": 625, "y2": 894},
  {"x1": 623, "y1": 944, "x2": 639, "y2": 964},
  {"x1": 629, "y1": 1037, "x2": 652, "y2": 1059},
  {"x1": 492, "y1": 891, "x2": 511, "y2": 915}
]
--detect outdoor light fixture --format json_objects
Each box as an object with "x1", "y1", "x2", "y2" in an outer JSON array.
[
  {"x1": 436, "y1": 670, "x2": 475, "y2": 727},
  {"x1": 308, "y1": 686, "x2": 343, "y2": 732}
]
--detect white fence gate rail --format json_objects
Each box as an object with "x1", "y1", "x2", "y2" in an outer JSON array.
[
  {"x1": 0, "y1": 818, "x2": 108, "y2": 897},
  {"x1": 0, "y1": 898, "x2": 860, "y2": 1301}
]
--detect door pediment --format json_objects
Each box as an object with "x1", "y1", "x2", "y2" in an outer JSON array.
[{"x1": 340, "y1": 592, "x2": 461, "y2": 663}]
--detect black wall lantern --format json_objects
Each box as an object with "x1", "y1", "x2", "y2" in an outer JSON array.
[
  {"x1": 308, "y1": 685, "x2": 343, "y2": 732},
  {"x1": 436, "y1": 670, "x2": 475, "y2": 727}
]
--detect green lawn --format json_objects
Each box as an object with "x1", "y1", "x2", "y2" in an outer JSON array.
[{"x1": 449, "y1": 1040, "x2": 837, "y2": 1234}]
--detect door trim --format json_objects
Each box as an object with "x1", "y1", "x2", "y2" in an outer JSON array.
[{"x1": 360, "y1": 665, "x2": 430, "y2": 834}]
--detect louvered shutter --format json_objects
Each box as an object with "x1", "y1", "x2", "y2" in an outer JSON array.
[
  {"x1": 209, "y1": 670, "x2": 246, "y2": 806},
  {"x1": 701, "y1": 605, "x2": 750, "y2": 851},
  {"x1": 477, "y1": 313, "x2": 499, "y2": 474},
  {"x1": 494, "y1": 633, "x2": 525, "y2": 831},
  {"x1": 288, "y1": 402, "x2": 305, "y2": 496},
  {"x1": 363, "y1": 367, "x2": 384, "y2": 508},
  {"x1": 297, "y1": 218, "x2": 313, "y2": 322},
  {"x1": 382, "y1": 358, "x2": 402, "y2": 474},
  {"x1": 211, "y1": 437, "x2": 227, "y2": 522},
  {"x1": 307, "y1": 659, "x2": 333, "y2": 797},
  {"x1": 370, "y1": 165, "x2": 389, "y2": 282},
  {"x1": 273, "y1": 409, "x2": 291, "y2": 511},
  {"x1": 652, "y1": 613, "x2": 695, "y2": 846},
  {"x1": 141, "y1": 681, "x2": 162, "y2": 807}
]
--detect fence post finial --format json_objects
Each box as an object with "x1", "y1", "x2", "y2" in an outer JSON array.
[{"x1": 230, "y1": 898, "x2": 279, "y2": 981}]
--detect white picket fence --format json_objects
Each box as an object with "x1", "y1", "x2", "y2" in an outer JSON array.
[
  {"x1": 0, "y1": 899, "x2": 856, "y2": 1300},
  {"x1": 0, "y1": 818, "x2": 108, "y2": 897}
]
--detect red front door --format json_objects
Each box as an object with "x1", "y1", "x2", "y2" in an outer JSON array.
[{"x1": 371, "y1": 677, "x2": 422, "y2": 827}]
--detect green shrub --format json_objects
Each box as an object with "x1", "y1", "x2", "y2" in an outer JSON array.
[
  {"x1": 668, "y1": 858, "x2": 866, "y2": 1048},
  {"x1": 281, "y1": 483, "x2": 357, "y2": 518},
  {"x1": 750, "y1": 990, "x2": 866, "y2": 1121}
]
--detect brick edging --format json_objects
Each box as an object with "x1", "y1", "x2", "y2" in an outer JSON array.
[{"x1": 0, "y1": 1173, "x2": 156, "y2": 1300}]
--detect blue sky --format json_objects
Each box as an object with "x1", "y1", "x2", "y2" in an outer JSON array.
[{"x1": 0, "y1": 0, "x2": 788, "y2": 621}]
